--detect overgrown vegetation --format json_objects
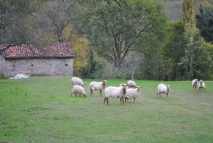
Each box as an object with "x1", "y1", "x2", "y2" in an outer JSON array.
[
  {"x1": 0, "y1": 0, "x2": 213, "y2": 80},
  {"x1": 0, "y1": 76, "x2": 213, "y2": 142}
]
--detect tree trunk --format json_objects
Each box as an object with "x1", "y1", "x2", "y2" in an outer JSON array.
[
  {"x1": 114, "y1": 66, "x2": 121, "y2": 78},
  {"x1": 131, "y1": 68, "x2": 135, "y2": 80}
]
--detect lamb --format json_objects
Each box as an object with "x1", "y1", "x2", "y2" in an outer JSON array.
[
  {"x1": 125, "y1": 86, "x2": 142, "y2": 102},
  {"x1": 104, "y1": 84, "x2": 128, "y2": 105},
  {"x1": 198, "y1": 79, "x2": 206, "y2": 91},
  {"x1": 157, "y1": 83, "x2": 171, "y2": 98},
  {"x1": 71, "y1": 77, "x2": 84, "y2": 87},
  {"x1": 71, "y1": 85, "x2": 87, "y2": 97},
  {"x1": 89, "y1": 80, "x2": 107, "y2": 96},
  {"x1": 127, "y1": 80, "x2": 137, "y2": 88},
  {"x1": 192, "y1": 79, "x2": 198, "y2": 90}
]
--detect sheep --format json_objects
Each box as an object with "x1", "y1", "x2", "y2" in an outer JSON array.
[
  {"x1": 71, "y1": 77, "x2": 84, "y2": 87},
  {"x1": 192, "y1": 79, "x2": 198, "y2": 90},
  {"x1": 71, "y1": 85, "x2": 87, "y2": 97},
  {"x1": 103, "y1": 84, "x2": 127, "y2": 105},
  {"x1": 125, "y1": 86, "x2": 142, "y2": 102},
  {"x1": 89, "y1": 80, "x2": 107, "y2": 96},
  {"x1": 157, "y1": 83, "x2": 171, "y2": 98},
  {"x1": 127, "y1": 80, "x2": 137, "y2": 88},
  {"x1": 198, "y1": 79, "x2": 206, "y2": 91}
]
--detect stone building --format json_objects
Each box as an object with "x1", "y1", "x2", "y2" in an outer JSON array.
[{"x1": 0, "y1": 43, "x2": 74, "y2": 78}]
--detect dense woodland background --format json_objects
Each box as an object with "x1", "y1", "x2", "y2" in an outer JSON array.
[{"x1": 1, "y1": 0, "x2": 213, "y2": 80}]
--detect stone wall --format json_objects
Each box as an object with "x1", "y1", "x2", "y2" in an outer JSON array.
[
  {"x1": 3, "y1": 58, "x2": 73, "y2": 78},
  {"x1": 0, "y1": 55, "x2": 5, "y2": 75}
]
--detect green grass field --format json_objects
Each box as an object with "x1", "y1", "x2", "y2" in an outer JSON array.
[{"x1": 0, "y1": 76, "x2": 213, "y2": 143}]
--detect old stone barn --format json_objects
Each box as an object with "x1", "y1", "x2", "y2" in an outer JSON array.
[{"x1": 0, "y1": 43, "x2": 74, "y2": 78}]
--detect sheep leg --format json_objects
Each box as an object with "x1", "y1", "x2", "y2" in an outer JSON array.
[
  {"x1": 100, "y1": 90, "x2": 102, "y2": 96},
  {"x1": 133, "y1": 97, "x2": 135, "y2": 103},
  {"x1": 125, "y1": 97, "x2": 127, "y2": 102},
  {"x1": 104, "y1": 98, "x2": 109, "y2": 105},
  {"x1": 120, "y1": 97, "x2": 124, "y2": 105},
  {"x1": 90, "y1": 89, "x2": 93, "y2": 95}
]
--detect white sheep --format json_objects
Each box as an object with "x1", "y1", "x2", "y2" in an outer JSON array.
[
  {"x1": 71, "y1": 77, "x2": 84, "y2": 87},
  {"x1": 157, "y1": 83, "x2": 171, "y2": 98},
  {"x1": 125, "y1": 86, "x2": 142, "y2": 102},
  {"x1": 127, "y1": 80, "x2": 136, "y2": 88},
  {"x1": 198, "y1": 79, "x2": 206, "y2": 91},
  {"x1": 192, "y1": 79, "x2": 198, "y2": 90},
  {"x1": 89, "y1": 80, "x2": 107, "y2": 96},
  {"x1": 104, "y1": 84, "x2": 128, "y2": 105},
  {"x1": 71, "y1": 85, "x2": 87, "y2": 97}
]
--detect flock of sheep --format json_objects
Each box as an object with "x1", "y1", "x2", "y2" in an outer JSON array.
[
  {"x1": 70, "y1": 77, "x2": 172, "y2": 105},
  {"x1": 192, "y1": 79, "x2": 206, "y2": 91},
  {"x1": 70, "y1": 77, "x2": 206, "y2": 105}
]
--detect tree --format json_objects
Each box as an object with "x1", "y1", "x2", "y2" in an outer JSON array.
[
  {"x1": 196, "y1": 5, "x2": 213, "y2": 44},
  {"x1": 182, "y1": 0, "x2": 213, "y2": 80},
  {"x1": 0, "y1": 0, "x2": 46, "y2": 48},
  {"x1": 161, "y1": 21, "x2": 186, "y2": 80},
  {"x1": 182, "y1": 0, "x2": 199, "y2": 80},
  {"x1": 122, "y1": 52, "x2": 142, "y2": 80},
  {"x1": 72, "y1": 37, "x2": 90, "y2": 77},
  {"x1": 76, "y1": 0, "x2": 168, "y2": 78},
  {"x1": 41, "y1": 0, "x2": 80, "y2": 44}
]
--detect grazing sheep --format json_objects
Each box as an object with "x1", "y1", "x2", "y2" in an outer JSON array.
[
  {"x1": 125, "y1": 86, "x2": 142, "y2": 102},
  {"x1": 71, "y1": 85, "x2": 87, "y2": 97},
  {"x1": 89, "y1": 80, "x2": 107, "y2": 96},
  {"x1": 127, "y1": 80, "x2": 137, "y2": 88},
  {"x1": 157, "y1": 83, "x2": 171, "y2": 98},
  {"x1": 192, "y1": 79, "x2": 198, "y2": 90},
  {"x1": 71, "y1": 77, "x2": 84, "y2": 87},
  {"x1": 104, "y1": 84, "x2": 127, "y2": 105},
  {"x1": 198, "y1": 79, "x2": 206, "y2": 91}
]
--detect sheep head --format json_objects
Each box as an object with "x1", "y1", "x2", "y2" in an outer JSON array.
[
  {"x1": 166, "y1": 85, "x2": 171, "y2": 93},
  {"x1": 102, "y1": 80, "x2": 107, "y2": 88},
  {"x1": 136, "y1": 86, "x2": 142, "y2": 92},
  {"x1": 200, "y1": 80, "x2": 203, "y2": 86},
  {"x1": 194, "y1": 79, "x2": 198, "y2": 85},
  {"x1": 120, "y1": 84, "x2": 127, "y2": 94}
]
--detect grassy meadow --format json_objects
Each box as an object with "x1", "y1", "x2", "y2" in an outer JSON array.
[{"x1": 0, "y1": 76, "x2": 213, "y2": 143}]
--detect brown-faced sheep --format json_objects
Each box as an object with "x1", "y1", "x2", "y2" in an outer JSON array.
[
  {"x1": 89, "y1": 80, "x2": 107, "y2": 96},
  {"x1": 104, "y1": 84, "x2": 127, "y2": 105},
  {"x1": 157, "y1": 83, "x2": 171, "y2": 98},
  {"x1": 198, "y1": 79, "x2": 206, "y2": 91}
]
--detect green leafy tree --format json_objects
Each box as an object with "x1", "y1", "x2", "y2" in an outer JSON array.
[
  {"x1": 161, "y1": 21, "x2": 186, "y2": 80},
  {"x1": 182, "y1": 0, "x2": 213, "y2": 80},
  {"x1": 196, "y1": 5, "x2": 213, "y2": 44},
  {"x1": 76, "y1": 0, "x2": 168, "y2": 78},
  {"x1": 0, "y1": 0, "x2": 45, "y2": 47}
]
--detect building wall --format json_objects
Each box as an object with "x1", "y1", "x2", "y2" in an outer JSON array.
[
  {"x1": 0, "y1": 55, "x2": 5, "y2": 75},
  {"x1": 3, "y1": 58, "x2": 73, "y2": 78}
]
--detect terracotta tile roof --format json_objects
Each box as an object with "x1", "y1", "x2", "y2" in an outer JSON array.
[{"x1": 1, "y1": 43, "x2": 74, "y2": 59}]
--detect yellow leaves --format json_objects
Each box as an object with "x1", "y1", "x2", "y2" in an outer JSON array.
[
  {"x1": 203, "y1": 0, "x2": 213, "y2": 9},
  {"x1": 72, "y1": 37, "x2": 90, "y2": 76},
  {"x1": 182, "y1": 0, "x2": 196, "y2": 25},
  {"x1": 62, "y1": 25, "x2": 79, "y2": 42}
]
